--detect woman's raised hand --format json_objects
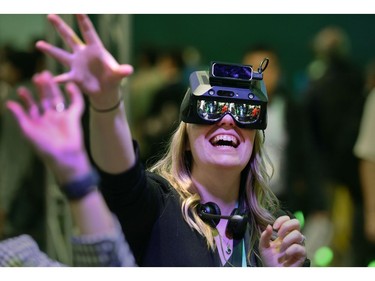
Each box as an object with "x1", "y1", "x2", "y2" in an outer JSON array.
[
  {"x1": 6, "y1": 71, "x2": 91, "y2": 185},
  {"x1": 36, "y1": 14, "x2": 133, "y2": 110}
]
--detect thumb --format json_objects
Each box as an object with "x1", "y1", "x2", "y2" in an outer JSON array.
[
  {"x1": 54, "y1": 72, "x2": 73, "y2": 84},
  {"x1": 259, "y1": 224, "x2": 273, "y2": 249},
  {"x1": 115, "y1": 64, "x2": 134, "y2": 77}
]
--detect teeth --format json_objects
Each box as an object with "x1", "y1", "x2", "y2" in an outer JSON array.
[{"x1": 210, "y1": 134, "x2": 238, "y2": 147}]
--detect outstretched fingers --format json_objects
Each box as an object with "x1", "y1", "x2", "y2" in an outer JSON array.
[
  {"x1": 17, "y1": 87, "x2": 40, "y2": 119},
  {"x1": 75, "y1": 14, "x2": 134, "y2": 78},
  {"x1": 6, "y1": 100, "x2": 28, "y2": 132},
  {"x1": 47, "y1": 14, "x2": 84, "y2": 51},
  {"x1": 65, "y1": 82, "x2": 84, "y2": 117},
  {"x1": 36, "y1": 40, "x2": 71, "y2": 66},
  {"x1": 76, "y1": 14, "x2": 103, "y2": 47},
  {"x1": 54, "y1": 72, "x2": 74, "y2": 84},
  {"x1": 6, "y1": 88, "x2": 36, "y2": 135},
  {"x1": 33, "y1": 71, "x2": 65, "y2": 113}
]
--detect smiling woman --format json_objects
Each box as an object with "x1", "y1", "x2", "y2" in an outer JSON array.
[{"x1": 29, "y1": 14, "x2": 309, "y2": 267}]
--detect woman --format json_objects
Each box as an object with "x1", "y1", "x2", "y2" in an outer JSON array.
[{"x1": 36, "y1": 14, "x2": 308, "y2": 266}]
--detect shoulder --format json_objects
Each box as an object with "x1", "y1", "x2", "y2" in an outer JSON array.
[{"x1": 146, "y1": 171, "x2": 176, "y2": 195}]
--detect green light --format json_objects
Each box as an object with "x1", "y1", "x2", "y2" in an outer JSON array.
[
  {"x1": 314, "y1": 246, "x2": 334, "y2": 267},
  {"x1": 294, "y1": 211, "x2": 305, "y2": 229},
  {"x1": 368, "y1": 260, "x2": 375, "y2": 267}
]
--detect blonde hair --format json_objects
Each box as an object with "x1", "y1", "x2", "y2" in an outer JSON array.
[{"x1": 149, "y1": 122, "x2": 279, "y2": 260}]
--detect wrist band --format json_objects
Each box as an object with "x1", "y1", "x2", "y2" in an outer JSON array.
[
  {"x1": 61, "y1": 169, "x2": 100, "y2": 200},
  {"x1": 90, "y1": 97, "x2": 123, "y2": 113}
]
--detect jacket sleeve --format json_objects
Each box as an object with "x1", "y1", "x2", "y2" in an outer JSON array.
[
  {"x1": 0, "y1": 235, "x2": 63, "y2": 267},
  {"x1": 71, "y1": 215, "x2": 137, "y2": 267},
  {"x1": 96, "y1": 141, "x2": 169, "y2": 264}
]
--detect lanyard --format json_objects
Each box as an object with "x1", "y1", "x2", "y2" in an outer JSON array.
[{"x1": 224, "y1": 238, "x2": 247, "y2": 267}]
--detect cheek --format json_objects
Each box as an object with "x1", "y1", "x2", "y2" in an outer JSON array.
[
  {"x1": 189, "y1": 135, "x2": 206, "y2": 155},
  {"x1": 187, "y1": 132, "x2": 210, "y2": 164},
  {"x1": 243, "y1": 132, "x2": 257, "y2": 157},
  {"x1": 186, "y1": 124, "x2": 207, "y2": 151},
  {"x1": 243, "y1": 140, "x2": 254, "y2": 159}
]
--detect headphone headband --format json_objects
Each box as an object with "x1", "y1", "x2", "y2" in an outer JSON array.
[{"x1": 197, "y1": 202, "x2": 249, "y2": 240}]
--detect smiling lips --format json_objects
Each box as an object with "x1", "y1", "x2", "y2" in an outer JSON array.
[{"x1": 210, "y1": 134, "x2": 239, "y2": 148}]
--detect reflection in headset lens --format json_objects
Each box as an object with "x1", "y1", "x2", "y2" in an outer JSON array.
[{"x1": 197, "y1": 100, "x2": 261, "y2": 124}]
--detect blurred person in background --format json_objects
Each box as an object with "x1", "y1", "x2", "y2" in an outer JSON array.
[
  {"x1": 129, "y1": 45, "x2": 176, "y2": 159},
  {"x1": 129, "y1": 46, "x2": 198, "y2": 166},
  {"x1": 140, "y1": 47, "x2": 187, "y2": 166},
  {"x1": 302, "y1": 25, "x2": 366, "y2": 266},
  {"x1": 128, "y1": 44, "x2": 162, "y2": 127},
  {"x1": 353, "y1": 58, "x2": 375, "y2": 266}
]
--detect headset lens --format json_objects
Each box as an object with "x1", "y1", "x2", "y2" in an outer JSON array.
[{"x1": 197, "y1": 99, "x2": 261, "y2": 124}]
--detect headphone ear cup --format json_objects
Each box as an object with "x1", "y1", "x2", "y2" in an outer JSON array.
[
  {"x1": 226, "y1": 208, "x2": 248, "y2": 240},
  {"x1": 197, "y1": 202, "x2": 221, "y2": 228}
]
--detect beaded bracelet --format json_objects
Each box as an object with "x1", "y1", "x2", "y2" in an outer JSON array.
[{"x1": 61, "y1": 169, "x2": 100, "y2": 200}]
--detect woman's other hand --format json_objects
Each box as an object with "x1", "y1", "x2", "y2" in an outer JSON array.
[{"x1": 259, "y1": 215, "x2": 307, "y2": 267}]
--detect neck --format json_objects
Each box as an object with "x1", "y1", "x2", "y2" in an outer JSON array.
[{"x1": 192, "y1": 166, "x2": 241, "y2": 216}]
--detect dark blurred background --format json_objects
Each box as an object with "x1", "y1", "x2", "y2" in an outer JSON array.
[{"x1": 2, "y1": 15, "x2": 374, "y2": 91}]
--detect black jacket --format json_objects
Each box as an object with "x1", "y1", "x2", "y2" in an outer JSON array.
[{"x1": 99, "y1": 143, "x2": 309, "y2": 267}]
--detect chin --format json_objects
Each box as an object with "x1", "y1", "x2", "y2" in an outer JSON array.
[{"x1": 209, "y1": 155, "x2": 248, "y2": 170}]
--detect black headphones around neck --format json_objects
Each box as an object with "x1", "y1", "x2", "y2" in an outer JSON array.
[{"x1": 196, "y1": 201, "x2": 249, "y2": 240}]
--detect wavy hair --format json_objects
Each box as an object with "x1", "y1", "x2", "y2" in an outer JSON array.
[{"x1": 149, "y1": 122, "x2": 280, "y2": 261}]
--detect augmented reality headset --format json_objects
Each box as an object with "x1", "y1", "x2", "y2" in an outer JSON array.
[{"x1": 180, "y1": 60, "x2": 269, "y2": 129}]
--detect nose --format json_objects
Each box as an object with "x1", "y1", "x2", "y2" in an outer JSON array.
[{"x1": 217, "y1": 113, "x2": 236, "y2": 127}]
